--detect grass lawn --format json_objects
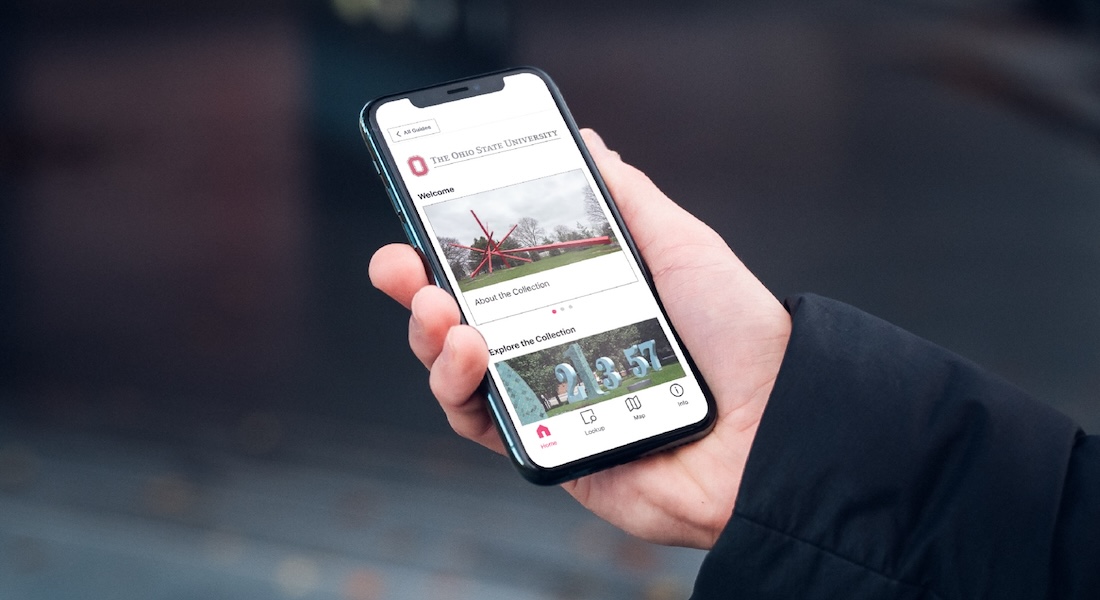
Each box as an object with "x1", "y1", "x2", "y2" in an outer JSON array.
[
  {"x1": 457, "y1": 244, "x2": 622, "y2": 292},
  {"x1": 544, "y1": 361, "x2": 687, "y2": 418}
]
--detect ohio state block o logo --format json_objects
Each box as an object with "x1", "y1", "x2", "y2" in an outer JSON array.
[{"x1": 407, "y1": 155, "x2": 429, "y2": 177}]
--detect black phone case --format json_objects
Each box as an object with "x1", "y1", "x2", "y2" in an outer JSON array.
[{"x1": 359, "y1": 66, "x2": 717, "y2": 485}]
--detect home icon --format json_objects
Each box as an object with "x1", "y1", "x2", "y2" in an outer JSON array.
[{"x1": 536, "y1": 425, "x2": 551, "y2": 439}]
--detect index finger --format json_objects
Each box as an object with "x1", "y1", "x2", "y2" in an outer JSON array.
[{"x1": 369, "y1": 243, "x2": 431, "y2": 309}]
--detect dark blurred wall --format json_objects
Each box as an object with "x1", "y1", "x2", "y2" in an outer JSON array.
[
  {"x1": 515, "y1": 0, "x2": 1100, "y2": 428},
  {"x1": 12, "y1": 16, "x2": 310, "y2": 416},
  {"x1": 1, "y1": 1, "x2": 511, "y2": 437},
  {"x1": 3, "y1": 0, "x2": 1097, "y2": 440}
]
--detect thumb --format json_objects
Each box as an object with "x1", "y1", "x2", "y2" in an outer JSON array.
[
  {"x1": 580, "y1": 129, "x2": 788, "y2": 411},
  {"x1": 581, "y1": 127, "x2": 745, "y2": 305},
  {"x1": 581, "y1": 129, "x2": 730, "y2": 273}
]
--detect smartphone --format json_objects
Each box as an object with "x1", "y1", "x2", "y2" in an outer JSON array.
[{"x1": 360, "y1": 67, "x2": 716, "y2": 485}]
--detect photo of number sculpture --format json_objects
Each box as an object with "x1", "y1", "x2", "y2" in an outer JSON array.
[
  {"x1": 495, "y1": 318, "x2": 688, "y2": 425},
  {"x1": 555, "y1": 340, "x2": 665, "y2": 403}
]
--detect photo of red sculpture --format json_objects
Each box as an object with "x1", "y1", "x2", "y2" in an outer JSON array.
[
  {"x1": 422, "y1": 169, "x2": 624, "y2": 292},
  {"x1": 450, "y1": 209, "x2": 612, "y2": 279}
]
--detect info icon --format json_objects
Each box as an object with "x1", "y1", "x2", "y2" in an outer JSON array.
[{"x1": 407, "y1": 155, "x2": 429, "y2": 177}]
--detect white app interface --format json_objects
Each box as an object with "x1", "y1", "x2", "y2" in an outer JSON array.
[{"x1": 374, "y1": 73, "x2": 709, "y2": 468}]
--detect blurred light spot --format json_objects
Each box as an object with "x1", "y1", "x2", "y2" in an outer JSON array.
[
  {"x1": 332, "y1": 0, "x2": 378, "y2": 25},
  {"x1": 414, "y1": 0, "x2": 459, "y2": 40},
  {"x1": 343, "y1": 568, "x2": 385, "y2": 600},
  {"x1": 373, "y1": 0, "x2": 414, "y2": 32},
  {"x1": 204, "y1": 531, "x2": 246, "y2": 566},
  {"x1": 0, "y1": 444, "x2": 37, "y2": 491},
  {"x1": 143, "y1": 473, "x2": 197, "y2": 517},
  {"x1": 643, "y1": 579, "x2": 685, "y2": 600},
  {"x1": 275, "y1": 556, "x2": 320, "y2": 598},
  {"x1": 8, "y1": 536, "x2": 49, "y2": 573},
  {"x1": 238, "y1": 411, "x2": 283, "y2": 455}
]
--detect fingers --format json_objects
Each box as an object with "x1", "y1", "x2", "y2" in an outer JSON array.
[
  {"x1": 408, "y1": 285, "x2": 462, "y2": 368},
  {"x1": 579, "y1": 129, "x2": 724, "y2": 259},
  {"x1": 581, "y1": 129, "x2": 789, "y2": 413},
  {"x1": 429, "y1": 325, "x2": 505, "y2": 453},
  {"x1": 369, "y1": 243, "x2": 430, "y2": 309},
  {"x1": 371, "y1": 244, "x2": 502, "y2": 453},
  {"x1": 371, "y1": 245, "x2": 455, "y2": 369},
  {"x1": 377, "y1": 265, "x2": 501, "y2": 453}
]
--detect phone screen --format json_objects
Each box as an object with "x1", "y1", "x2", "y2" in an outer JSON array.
[{"x1": 368, "y1": 71, "x2": 711, "y2": 471}]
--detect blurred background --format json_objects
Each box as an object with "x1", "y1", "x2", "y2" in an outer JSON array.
[{"x1": 1, "y1": 0, "x2": 1098, "y2": 598}]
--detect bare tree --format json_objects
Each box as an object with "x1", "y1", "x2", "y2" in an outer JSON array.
[
  {"x1": 438, "y1": 236, "x2": 470, "y2": 278},
  {"x1": 512, "y1": 217, "x2": 546, "y2": 261},
  {"x1": 581, "y1": 186, "x2": 611, "y2": 236}
]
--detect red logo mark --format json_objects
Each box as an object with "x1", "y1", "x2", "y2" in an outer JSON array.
[{"x1": 407, "y1": 155, "x2": 429, "y2": 177}]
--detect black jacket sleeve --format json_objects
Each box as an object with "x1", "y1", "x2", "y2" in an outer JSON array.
[{"x1": 692, "y1": 294, "x2": 1100, "y2": 600}]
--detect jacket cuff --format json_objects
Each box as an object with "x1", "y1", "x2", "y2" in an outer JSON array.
[{"x1": 692, "y1": 294, "x2": 1078, "y2": 599}]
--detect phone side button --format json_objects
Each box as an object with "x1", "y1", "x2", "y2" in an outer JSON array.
[{"x1": 372, "y1": 160, "x2": 380, "y2": 174}]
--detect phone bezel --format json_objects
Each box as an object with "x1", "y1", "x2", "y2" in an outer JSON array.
[{"x1": 360, "y1": 67, "x2": 717, "y2": 485}]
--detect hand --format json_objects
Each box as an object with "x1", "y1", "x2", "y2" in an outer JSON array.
[{"x1": 369, "y1": 129, "x2": 791, "y2": 549}]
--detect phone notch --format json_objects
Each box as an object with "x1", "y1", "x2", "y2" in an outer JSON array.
[{"x1": 408, "y1": 75, "x2": 504, "y2": 108}]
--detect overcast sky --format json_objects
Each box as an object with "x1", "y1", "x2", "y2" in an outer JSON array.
[{"x1": 424, "y1": 169, "x2": 601, "y2": 244}]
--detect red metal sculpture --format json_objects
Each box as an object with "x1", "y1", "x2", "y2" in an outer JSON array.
[{"x1": 448, "y1": 210, "x2": 611, "y2": 279}]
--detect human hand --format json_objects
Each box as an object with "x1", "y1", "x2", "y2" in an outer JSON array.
[{"x1": 369, "y1": 129, "x2": 791, "y2": 549}]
